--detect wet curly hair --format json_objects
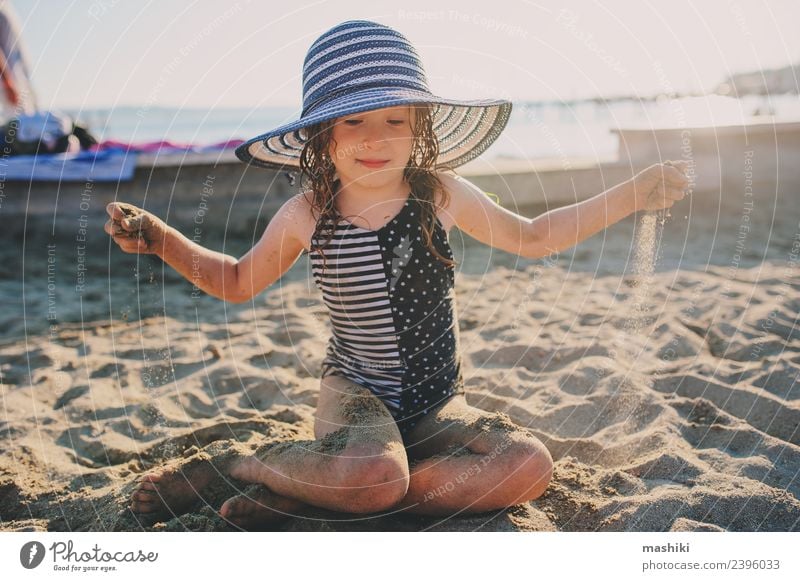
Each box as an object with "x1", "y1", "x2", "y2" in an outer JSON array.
[{"x1": 298, "y1": 104, "x2": 457, "y2": 273}]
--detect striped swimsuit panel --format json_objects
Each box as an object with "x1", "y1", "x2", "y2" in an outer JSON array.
[{"x1": 309, "y1": 192, "x2": 465, "y2": 441}]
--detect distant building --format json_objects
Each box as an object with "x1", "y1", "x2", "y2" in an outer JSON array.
[{"x1": 715, "y1": 64, "x2": 800, "y2": 96}]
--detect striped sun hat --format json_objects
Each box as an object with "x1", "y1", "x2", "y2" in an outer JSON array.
[{"x1": 235, "y1": 19, "x2": 512, "y2": 171}]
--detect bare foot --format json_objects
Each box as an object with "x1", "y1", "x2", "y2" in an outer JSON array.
[
  {"x1": 218, "y1": 484, "x2": 307, "y2": 530},
  {"x1": 227, "y1": 454, "x2": 270, "y2": 483},
  {"x1": 129, "y1": 445, "x2": 248, "y2": 522}
]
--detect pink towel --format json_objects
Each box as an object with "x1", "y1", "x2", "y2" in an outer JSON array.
[{"x1": 90, "y1": 138, "x2": 245, "y2": 153}]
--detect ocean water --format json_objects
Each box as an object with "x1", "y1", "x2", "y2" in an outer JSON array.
[{"x1": 63, "y1": 94, "x2": 799, "y2": 161}]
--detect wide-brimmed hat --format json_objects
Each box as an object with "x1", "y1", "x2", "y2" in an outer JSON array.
[{"x1": 235, "y1": 19, "x2": 512, "y2": 171}]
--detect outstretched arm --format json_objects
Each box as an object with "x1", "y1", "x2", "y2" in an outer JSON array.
[
  {"x1": 105, "y1": 194, "x2": 308, "y2": 304},
  {"x1": 105, "y1": 202, "x2": 243, "y2": 302},
  {"x1": 441, "y1": 161, "x2": 691, "y2": 259}
]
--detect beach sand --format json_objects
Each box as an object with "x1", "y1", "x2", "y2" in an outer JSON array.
[{"x1": 1, "y1": 257, "x2": 798, "y2": 532}]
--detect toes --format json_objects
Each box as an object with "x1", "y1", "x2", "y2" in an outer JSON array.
[
  {"x1": 136, "y1": 482, "x2": 156, "y2": 490},
  {"x1": 219, "y1": 497, "x2": 244, "y2": 518},
  {"x1": 227, "y1": 459, "x2": 247, "y2": 481},
  {"x1": 218, "y1": 503, "x2": 260, "y2": 530},
  {"x1": 129, "y1": 480, "x2": 163, "y2": 513},
  {"x1": 130, "y1": 494, "x2": 155, "y2": 505},
  {"x1": 129, "y1": 501, "x2": 156, "y2": 514},
  {"x1": 131, "y1": 488, "x2": 159, "y2": 502},
  {"x1": 229, "y1": 456, "x2": 260, "y2": 482},
  {"x1": 130, "y1": 493, "x2": 157, "y2": 506},
  {"x1": 219, "y1": 493, "x2": 270, "y2": 520}
]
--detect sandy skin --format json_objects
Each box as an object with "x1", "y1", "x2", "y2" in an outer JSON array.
[
  {"x1": 105, "y1": 201, "x2": 171, "y2": 255},
  {"x1": 131, "y1": 468, "x2": 305, "y2": 530},
  {"x1": 217, "y1": 483, "x2": 308, "y2": 529},
  {"x1": 111, "y1": 203, "x2": 145, "y2": 240},
  {"x1": 128, "y1": 443, "x2": 245, "y2": 522},
  {"x1": 129, "y1": 378, "x2": 552, "y2": 528},
  {"x1": 129, "y1": 440, "x2": 307, "y2": 529}
]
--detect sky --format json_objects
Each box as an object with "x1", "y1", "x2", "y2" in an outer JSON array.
[{"x1": 10, "y1": 0, "x2": 800, "y2": 110}]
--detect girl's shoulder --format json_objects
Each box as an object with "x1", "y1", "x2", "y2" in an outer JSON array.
[
  {"x1": 432, "y1": 170, "x2": 461, "y2": 234},
  {"x1": 277, "y1": 190, "x2": 318, "y2": 253}
]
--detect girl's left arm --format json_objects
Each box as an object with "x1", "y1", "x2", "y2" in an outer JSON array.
[
  {"x1": 527, "y1": 177, "x2": 637, "y2": 258},
  {"x1": 442, "y1": 162, "x2": 690, "y2": 259}
]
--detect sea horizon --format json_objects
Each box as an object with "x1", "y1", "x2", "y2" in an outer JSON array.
[{"x1": 54, "y1": 93, "x2": 800, "y2": 162}]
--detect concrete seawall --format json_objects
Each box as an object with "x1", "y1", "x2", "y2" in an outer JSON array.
[{"x1": 1, "y1": 118, "x2": 797, "y2": 239}]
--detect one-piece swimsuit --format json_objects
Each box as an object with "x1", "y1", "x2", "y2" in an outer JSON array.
[{"x1": 309, "y1": 189, "x2": 465, "y2": 443}]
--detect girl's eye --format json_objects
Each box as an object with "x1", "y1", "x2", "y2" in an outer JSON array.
[{"x1": 342, "y1": 119, "x2": 405, "y2": 126}]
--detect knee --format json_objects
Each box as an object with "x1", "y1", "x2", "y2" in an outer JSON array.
[
  {"x1": 505, "y1": 435, "x2": 553, "y2": 502},
  {"x1": 333, "y1": 443, "x2": 410, "y2": 513}
]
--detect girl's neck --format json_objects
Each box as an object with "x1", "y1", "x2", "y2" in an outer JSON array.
[{"x1": 335, "y1": 176, "x2": 412, "y2": 212}]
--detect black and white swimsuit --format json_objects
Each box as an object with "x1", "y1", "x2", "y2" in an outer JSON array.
[{"x1": 309, "y1": 189, "x2": 465, "y2": 442}]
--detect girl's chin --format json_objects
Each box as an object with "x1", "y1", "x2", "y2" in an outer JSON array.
[{"x1": 341, "y1": 167, "x2": 404, "y2": 182}]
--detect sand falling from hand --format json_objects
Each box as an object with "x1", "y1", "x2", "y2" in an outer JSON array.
[
  {"x1": 128, "y1": 260, "x2": 180, "y2": 461},
  {"x1": 626, "y1": 213, "x2": 661, "y2": 332},
  {"x1": 619, "y1": 211, "x2": 666, "y2": 376}
]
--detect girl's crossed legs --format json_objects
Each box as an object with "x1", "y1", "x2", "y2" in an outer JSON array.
[
  {"x1": 128, "y1": 374, "x2": 553, "y2": 528},
  {"x1": 397, "y1": 391, "x2": 553, "y2": 516}
]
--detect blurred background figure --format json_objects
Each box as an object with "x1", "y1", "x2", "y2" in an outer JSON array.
[
  {"x1": 0, "y1": 1, "x2": 96, "y2": 156},
  {"x1": 0, "y1": 0, "x2": 38, "y2": 119}
]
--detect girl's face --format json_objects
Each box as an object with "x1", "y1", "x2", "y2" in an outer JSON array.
[{"x1": 328, "y1": 105, "x2": 415, "y2": 190}]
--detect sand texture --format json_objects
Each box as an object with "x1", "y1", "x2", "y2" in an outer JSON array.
[{"x1": 1, "y1": 259, "x2": 798, "y2": 532}]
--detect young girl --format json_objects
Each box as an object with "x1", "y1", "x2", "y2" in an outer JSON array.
[{"x1": 106, "y1": 20, "x2": 690, "y2": 529}]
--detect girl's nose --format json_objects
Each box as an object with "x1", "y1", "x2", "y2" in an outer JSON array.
[{"x1": 362, "y1": 124, "x2": 387, "y2": 148}]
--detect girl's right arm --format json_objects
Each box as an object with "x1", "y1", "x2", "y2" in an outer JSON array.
[
  {"x1": 105, "y1": 195, "x2": 308, "y2": 303},
  {"x1": 158, "y1": 226, "x2": 241, "y2": 302}
]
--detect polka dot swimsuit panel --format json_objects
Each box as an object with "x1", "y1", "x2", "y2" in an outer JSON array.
[{"x1": 309, "y1": 191, "x2": 465, "y2": 443}]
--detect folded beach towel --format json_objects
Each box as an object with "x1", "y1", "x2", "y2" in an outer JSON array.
[{"x1": 0, "y1": 148, "x2": 136, "y2": 182}]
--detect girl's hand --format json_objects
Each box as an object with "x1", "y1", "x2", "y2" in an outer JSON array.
[
  {"x1": 104, "y1": 202, "x2": 169, "y2": 255},
  {"x1": 632, "y1": 160, "x2": 693, "y2": 212}
]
